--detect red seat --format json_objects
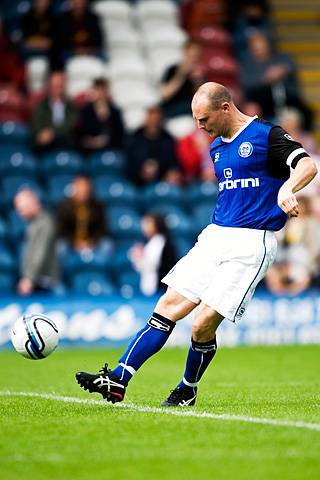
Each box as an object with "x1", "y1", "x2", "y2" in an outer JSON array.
[
  {"x1": 192, "y1": 27, "x2": 232, "y2": 55},
  {"x1": 0, "y1": 87, "x2": 27, "y2": 122}
]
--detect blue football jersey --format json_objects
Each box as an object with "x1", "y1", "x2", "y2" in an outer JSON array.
[{"x1": 210, "y1": 117, "x2": 309, "y2": 231}]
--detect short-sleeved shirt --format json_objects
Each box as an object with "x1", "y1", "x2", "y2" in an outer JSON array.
[{"x1": 210, "y1": 116, "x2": 309, "y2": 231}]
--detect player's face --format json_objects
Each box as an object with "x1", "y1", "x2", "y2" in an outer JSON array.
[{"x1": 192, "y1": 101, "x2": 229, "y2": 138}]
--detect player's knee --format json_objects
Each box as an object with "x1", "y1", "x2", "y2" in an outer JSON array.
[
  {"x1": 155, "y1": 288, "x2": 196, "y2": 321},
  {"x1": 192, "y1": 306, "x2": 223, "y2": 342}
]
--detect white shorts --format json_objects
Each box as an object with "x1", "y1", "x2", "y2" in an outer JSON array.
[{"x1": 162, "y1": 224, "x2": 277, "y2": 322}]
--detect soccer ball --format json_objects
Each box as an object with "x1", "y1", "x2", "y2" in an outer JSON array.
[{"x1": 11, "y1": 313, "x2": 59, "y2": 360}]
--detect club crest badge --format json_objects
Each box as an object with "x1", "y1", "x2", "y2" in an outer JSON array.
[{"x1": 238, "y1": 142, "x2": 253, "y2": 158}]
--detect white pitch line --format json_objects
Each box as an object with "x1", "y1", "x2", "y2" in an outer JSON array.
[{"x1": 1, "y1": 390, "x2": 320, "y2": 432}]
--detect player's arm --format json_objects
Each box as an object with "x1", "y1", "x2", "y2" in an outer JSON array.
[
  {"x1": 267, "y1": 126, "x2": 318, "y2": 217},
  {"x1": 277, "y1": 157, "x2": 317, "y2": 217}
]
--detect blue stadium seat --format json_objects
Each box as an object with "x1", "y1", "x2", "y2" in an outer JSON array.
[
  {"x1": 191, "y1": 203, "x2": 214, "y2": 233},
  {"x1": 108, "y1": 206, "x2": 142, "y2": 239},
  {"x1": 0, "y1": 144, "x2": 30, "y2": 162},
  {"x1": 0, "y1": 151, "x2": 37, "y2": 176},
  {"x1": 0, "y1": 218, "x2": 9, "y2": 243},
  {"x1": 118, "y1": 270, "x2": 141, "y2": 299},
  {"x1": 41, "y1": 150, "x2": 83, "y2": 175},
  {"x1": 152, "y1": 204, "x2": 187, "y2": 217},
  {"x1": 162, "y1": 210, "x2": 193, "y2": 239},
  {"x1": 8, "y1": 210, "x2": 27, "y2": 241},
  {"x1": 62, "y1": 246, "x2": 114, "y2": 279},
  {"x1": 0, "y1": 273, "x2": 16, "y2": 292},
  {"x1": 47, "y1": 174, "x2": 74, "y2": 205},
  {"x1": 94, "y1": 176, "x2": 138, "y2": 206},
  {"x1": 71, "y1": 272, "x2": 116, "y2": 296},
  {"x1": 0, "y1": 246, "x2": 16, "y2": 273},
  {"x1": 187, "y1": 181, "x2": 218, "y2": 207},
  {"x1": 111, "y1": 240, "x2": 136, "y2": 272},
  {"x1": 173, "y1": 238, "x2": 194, "y2": 258},
  {"x1": 0, "y1": 121, "x2": 30, "y2": 145},
  {"x1": 141, "y1": 182, "x2": 184, "y2": 210},
  {"x1": 2, "y1": 177, "x2": 42, "y2": 204},
  {"x1": 89, "y1": 150, "x2": 126, "y2": 176}
]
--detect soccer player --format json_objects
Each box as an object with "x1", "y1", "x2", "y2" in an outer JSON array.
[{"x1": 76, "y1": 82, "x2": 317, "y2": 406}]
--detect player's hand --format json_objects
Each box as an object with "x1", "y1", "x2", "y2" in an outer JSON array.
[
  {"x1": 277, "y1": 188, "x2": 299, "y2": 217},
  {"x1": 17, "y1": 277, "x2": 34, "y2": 296}
]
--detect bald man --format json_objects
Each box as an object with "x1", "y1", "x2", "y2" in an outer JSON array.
[
  {"x1": 76, "y1": 82, "x2": 317, "y2": 407},
  {"x1": 14, "y1": 189, "x2": 59, "y2": 296}
]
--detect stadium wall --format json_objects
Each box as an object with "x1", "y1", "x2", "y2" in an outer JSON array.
[{"x1": 1, "y1": 292, "x2": 320, "y2": 349}]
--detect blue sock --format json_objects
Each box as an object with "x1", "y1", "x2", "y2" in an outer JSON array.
[
  {"x1": 112, "y1": 312, "x2": 176, "y2": 384},
  {"x1": 177, "y1": 337, "x2": 217, "y2": 390}
]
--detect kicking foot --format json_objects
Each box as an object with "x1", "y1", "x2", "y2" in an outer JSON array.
[{"x1": 76, "y1": 363, "x2": 126, "y2": 404}]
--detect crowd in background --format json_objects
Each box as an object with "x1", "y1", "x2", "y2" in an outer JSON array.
[{"x1": 0, "y1": 0, "x2": 319, "y2": 298}]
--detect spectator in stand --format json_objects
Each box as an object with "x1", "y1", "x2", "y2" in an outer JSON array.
[
  {"x1": 232, "y1": 0, "x2": 274, "y2": 60},
  {"x1": 0, "y1": 17, "x2": 25, "y2": 90},
  {"x1": 265, "y1": 196, "x2": 320, "y2": 295},
  {"x1": 278, "y1": 107, "x2": 319, "y2": 157},
  {"x1": 57, "y1": 174, "x2": 108, "y2": 252},
  {"x1": 160, "y1": 40, "x2": 205, "y2": 119},
  {"x1": 20, "y1": 0, "x2": 54, "y2": 59},
  {"x1": 53, "y1": 0, "x2": 103, "y2": 67},
  {"x1": 177, "y1": 128, "x2": 213, "y2": 182},
  {"x1": 126, "y1": 106, "x2": 181, "y2": 186},
  {"x1": 240, "y1": 31, "x2": 313, "y2": 129},
  {"x1": 31, "y1": 71, "x2": 77, "y2": 151},
  {"x1": 130, "y1": 213, "x2": 177, "y2": 296},
  {"x1": 14, "y1": 189, "x2": 59, "y2": 296},
  {"x1": 77, "y1": 78, "x2": 124, "y2": 153}
]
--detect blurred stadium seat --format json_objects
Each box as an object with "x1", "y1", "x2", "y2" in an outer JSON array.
[
  {"x1": 141, "y1": 182, "x2": 184, "y2": 209},
  {"x1": 192, "y1": 203, "x2": 214, "y2": 232},
  {"x1": 2, "y1": 176, "x2": 42, "y2": 205},
  {"x1": 117, "y1": 270, "x2": 141, "y2": 299},
  {"x1": 26, "y1": 57, "x2": 49, "y2": 93},
  {"x1": 0, "y1": 151, "x2": 37, "y2": 176},
  {"x1": 41, "y1": 150, "x2": 83, "y2": 175},
  {"x1": 108, "y1": 206, "x2": 142, "y2": 239},
  {"x1": 94, "y1": 178, "x2": 138, "y2": 207},
  {"x1": 89, "y1": 150, "x2": 126, "y2": 176},
  {"x1": 187, "y1": 181, "x2": 218, "y2": 206},
  {"x1": 0, "y1": 122, "x2": 30, "y2": 145},
  {"x1": 66, "y1": 56, "x2": 107, "y2": 97},
  {"x1": 7, "y1": 210, "x2": 27, "y2": 241},
  {"x1": 71, "y1": 272, "x2": 116, "y2": 296},
  {"x1": 47, "y1": 174, "x2": 74, "y2": 205},
  {"x1": 0, "y1": 273, "x2": 16, "y2": 292},
  {"x1": 0, "y1": 245, "x2": 16, "y2": 274}
]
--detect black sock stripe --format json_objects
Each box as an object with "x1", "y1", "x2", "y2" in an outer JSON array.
[
  {"x1": 191, "y1": 336, "x2": 217, "y2": 352},
  {"x1": 147, "y1": 312, "x2": 176, "y2": 333}
]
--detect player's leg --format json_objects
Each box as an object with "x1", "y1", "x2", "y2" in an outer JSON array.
[
  {"x1": 111, "y1": 288, "x2": 196, "y2": 384},
  {"x1": 76, "y1": 287, "x2": 197, "y2": 402},
  {"x1": 162, "y1": 303, "x2": 224, "y2": 407}
]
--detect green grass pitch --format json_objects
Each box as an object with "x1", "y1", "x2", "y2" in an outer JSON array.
[{"x1": 0, "y1": 345, "x2": 319, "y2": 480}]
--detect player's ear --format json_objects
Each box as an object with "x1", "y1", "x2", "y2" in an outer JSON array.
[{"x1": 221, "y1": 102, "x2": 229, "y2": 113}]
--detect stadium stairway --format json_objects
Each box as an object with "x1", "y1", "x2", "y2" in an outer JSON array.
[{"x1": 270, "y1": 0, "x2": 320, "y2": 143}]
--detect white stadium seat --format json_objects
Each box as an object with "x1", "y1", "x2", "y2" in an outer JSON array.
[
  {"x1": 26, "y1": 57, "x2": 49, "y2": 92},
  {"x1": 66, "y1": 56, "x2": 108, "y2": 97},
  {"x1": 165, "y1": 115, "x2": 196, "y2": 139},
  {"x1": 66, "y1": 56, "x2": 106, "y2": 80},
  {"x1": 122, "y1": 108, "x2": 147, "y2": 131},
  {"x1": 136, "y1": 0, "x2": 177, "y2": 23},
  {"x1": 106, "y1": 27, "x2": 141, "y2": 51},
  {"x1": 93, "y1": 0, "x2": 132, "y2": 23},
  {"x1": 143, "y1": 27, "x2": 187, "y2": 50},
  {"x1": 109, "y1": 58, "x2": 149, "y2": 81},
  {"x1": 111, "y1": 81, "x2": 160, "y2": 109},
  {"x1": 148, "y1": 48, "x2": 183, "y2": 81}
]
